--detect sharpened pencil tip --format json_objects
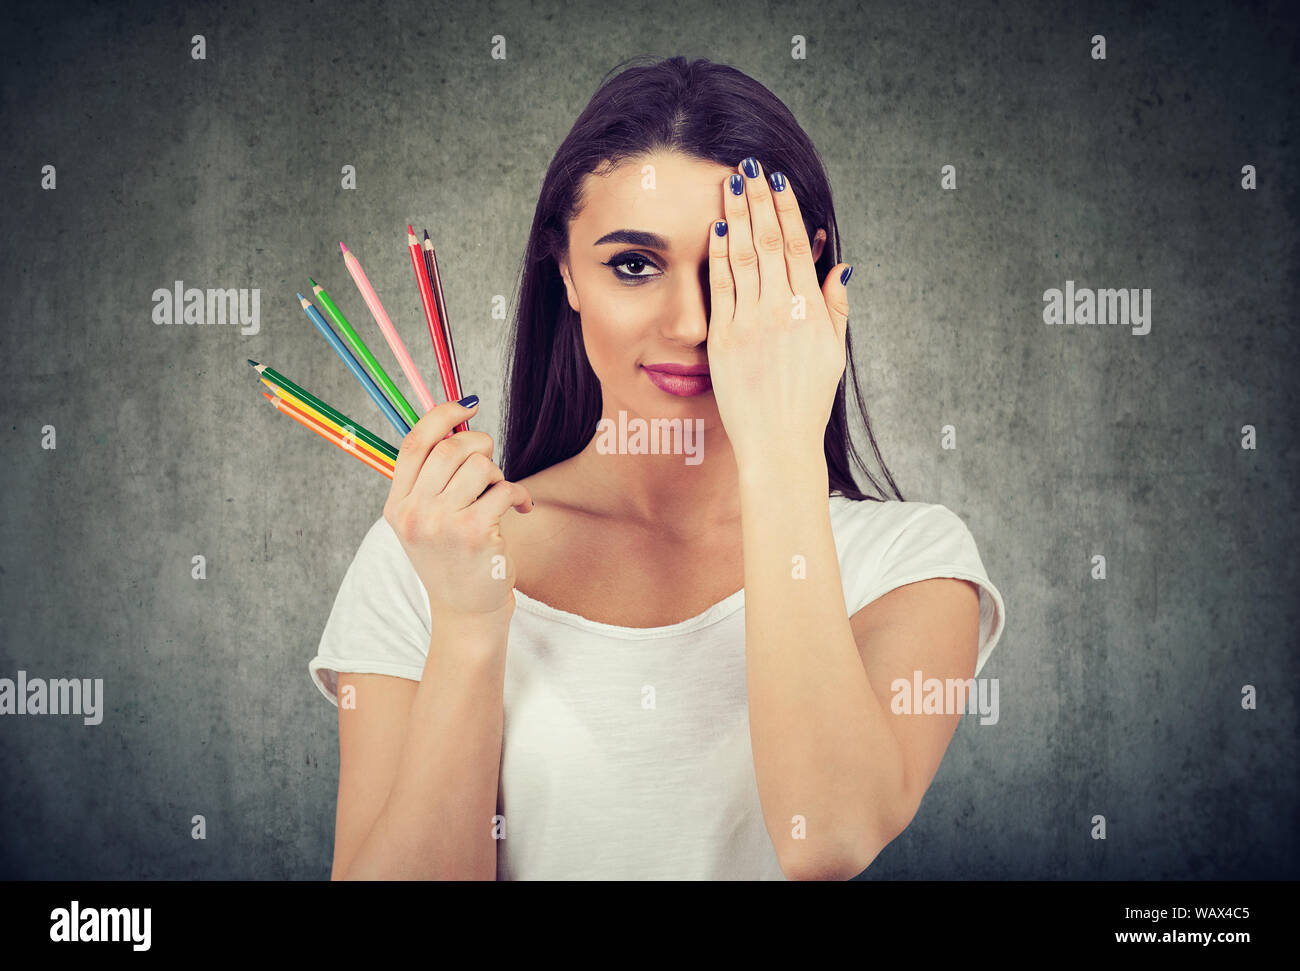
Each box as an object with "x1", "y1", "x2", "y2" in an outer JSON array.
[
  {"x1": 423, "y1": 229, "x2": 430, "y2": 240},
  {"x1": 247, "y1": 359, "x2": 259, "y2": 367},
  {"x1": 407, "y1": 224, "x2": 414, "y2": 235},
  {"x1": 308, "y1": 277, "x2": 317, "y2": 287},
  {"x1": 297, "y1": 293, "x2": 306, "y2": 302},
  {"x1": 339, "y1": 242, "x2": 348, "y2": 254}
]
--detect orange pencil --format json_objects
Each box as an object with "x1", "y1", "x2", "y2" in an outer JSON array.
[{"x1": 262, "y1": 391, "x2": 395, "y2": 480}]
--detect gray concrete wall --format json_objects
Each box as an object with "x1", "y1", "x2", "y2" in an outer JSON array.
[{"x1": 0, "y1": 0, "x2": 1295, "y2": 878}]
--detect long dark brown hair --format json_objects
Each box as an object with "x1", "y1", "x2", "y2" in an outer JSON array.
[{"x1": 501, "y1": 55, "x2": 904, "y2": 502}]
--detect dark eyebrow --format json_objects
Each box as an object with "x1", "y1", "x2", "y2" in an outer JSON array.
[{"x1": 592, "y1": 229, "x2": 671, "y2": 249}]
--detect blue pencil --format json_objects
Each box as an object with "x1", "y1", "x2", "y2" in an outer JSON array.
[{"x1": 296, "y1": 293, "x2": 411, "y2": 438}]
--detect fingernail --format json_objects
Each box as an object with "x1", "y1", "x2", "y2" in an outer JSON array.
[
  {"x1": 714, "y1": 220, "x2": 728, "y2": 237},
  {"x1": 458, "y1": 394, "x2": 479, "y2": 407},
  {"x1": 729, "y1": 173, "x2": 744, "y2": 195},
  {"x1": 741, "y1": 157, "x2": 759, "y2": 179},
  {"x1": 768, "y1": 171, "x2": 786, "y2": 191},
  {"x1": 840, "y1": 266, "x2": 854, "y2": 286}
]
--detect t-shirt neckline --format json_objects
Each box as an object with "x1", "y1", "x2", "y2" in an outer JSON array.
[
  {"x1": 511, "y1": 586, "x2": 746, "y2": 640},
  {"x1": 505, "y1": 496, "x2": 873, "y2": 640}
]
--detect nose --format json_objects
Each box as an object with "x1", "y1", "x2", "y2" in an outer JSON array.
[{"x1": 658, "y1": 263, "x2": 711, "y2": 347}]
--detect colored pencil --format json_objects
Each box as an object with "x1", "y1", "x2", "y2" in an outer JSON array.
[
  {"x1": 263, "y1": 391, "x2": 395, "y2": 480},
  {"x1": 298, "y1": 293, "x2": 411, "y2": 437},
  {"x1": 340, "y1": 241, "x2": 437, "y2": 415},
  {"x1": 309, "y1": 278, "x2": 421, "y2": 429},
  {"x1": 262, "y1": 388, "x2": 396, "y2": 472},
  {"x1": 422, "y1": 231, "x2": 461, "y2": 398},
  {"x1": 259, "y1": 378, "x2": 395, "y2": 466},
  {"x1": 258, "y1": 375, "x2": 399, "y2": 463},
  {"x1": 407, "y1": 226, "x2": 458, "y2": 408},
  {"x1": 247, "y1": 360, "x2": 399, "y2": 461},
  {"x1": 422, "y1": 230, "x2": 468, "y2": 434}
]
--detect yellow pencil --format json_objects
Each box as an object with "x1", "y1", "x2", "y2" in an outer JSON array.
[
  {"x1": 260, "y1": 378, "x2": 396, "y2": 466},
  {"x1": 262, "y1": 392, "x2": 395, "y2": 480}
]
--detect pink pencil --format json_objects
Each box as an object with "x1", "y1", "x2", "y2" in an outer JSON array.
[{"x1": 340, "y1": 241, "x2": 437, "y2": 414}]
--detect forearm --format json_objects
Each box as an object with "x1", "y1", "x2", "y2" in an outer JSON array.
[
  {"x1": 739, "y1": 456, "x2": 907, "y2": 878},
  {"x1": 341, "y1": 616, "x2": 508, "y2": 880}
]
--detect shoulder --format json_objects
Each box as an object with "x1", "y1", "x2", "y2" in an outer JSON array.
[
  {"x1": 830, "y1": 496, "x2": 1005, "y2": 677},
  {"x1": 827, "y1": 496, "x2": 990, "y2": 615},
  {"x1": 828, "y1": 494, "x2": 958, "y2": 525},
  {"x1": 340, "y1": 513, "x2": 409, "y2": 571},
  {"x1": 334, "y1": 515, "x2": 430, "y2": 615},
  {"x1": 308, "y1": 515, "x2": 435, "y2": 705},
  {"x1": 496, "y1": 459, "x2": 609, "y2": 591},
  {"x1": 498, "y1": 454, "x2": 622, "y2": 542},
  {"x1": 828, "y1": 496, "x2": 972, "y2": 558}
]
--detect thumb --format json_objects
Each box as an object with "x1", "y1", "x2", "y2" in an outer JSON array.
[
  {"x1": 512, "y1": 483, "x2": 535, "y2": 513},
  {"x1": 822, "y1": 263, "x2": 853, "y2": 346}
]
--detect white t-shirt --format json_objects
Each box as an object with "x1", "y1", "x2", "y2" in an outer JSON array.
[{"x1": 309, "y1": 496, "x2": 1006, "y2": 880}]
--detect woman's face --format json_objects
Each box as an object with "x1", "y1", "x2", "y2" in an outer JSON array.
[{"x1": 558, "y1": 149, "x2": 827, "y2": 428}]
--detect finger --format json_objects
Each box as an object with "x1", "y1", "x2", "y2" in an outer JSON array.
[
  {"x1": 389, "y1": 399, "x2": 480, "y2": 500},
  {"x1": 766, "y1": 170, "x2": 823, "y2": 304},
  {"x1": 440, "y1": 450, "x2": 504, "y2": 511},
  {"x1": 738, "y1": 157, "x2": 790, "y2": 305},
  {"x1": 821, "y1": 263, "x2": 853, "y2": 348},
  {"x1": 408, "y1": 429, "x2": 495, "y2": 507},
  {"x1": 471, "y1": 479, "x2": 534, "y2": 529},
  {"x1": 707, "y1": 217, "x2": 734, "y2": 333},
  {"x1": 723, "y1": 169, "x2": 759, "y2": 310}
]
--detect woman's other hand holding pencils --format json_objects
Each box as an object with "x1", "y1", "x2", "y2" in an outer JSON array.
[{"x1": 384, "y1": 397, "x2": 534, "y2": 623}]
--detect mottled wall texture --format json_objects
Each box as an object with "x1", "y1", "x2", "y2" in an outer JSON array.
[{"x1": 1, "y1": 0, "x2": 1296, "y2": 880}]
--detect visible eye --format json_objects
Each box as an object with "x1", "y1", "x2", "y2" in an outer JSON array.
[{"x1": 601, "y1": 251, "x2": 663, "y2": 283}]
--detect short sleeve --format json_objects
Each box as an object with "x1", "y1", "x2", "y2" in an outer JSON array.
[
  {"x1": 836, "y1": 500, "x2": 1006, "y2": 678},
  {"x1": 308, "y1": 516, "x2": 433, "y2": 707}
]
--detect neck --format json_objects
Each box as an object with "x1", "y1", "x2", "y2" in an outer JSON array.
[{"x1": 567, "y1": 409, "x2": 742, "y2": 531}]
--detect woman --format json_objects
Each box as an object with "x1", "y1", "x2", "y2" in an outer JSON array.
[{"x1": 309, "y1": 55, "x2": 1005, "y2": 880}]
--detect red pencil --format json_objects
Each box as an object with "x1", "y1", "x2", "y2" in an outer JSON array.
[
  {"x1": 407, "y1": 226, "x2": 455, "y2": 396},
  {"x1": 422, "y1": 230, "x2": 460, "y2": 399},
  {"x1": 422, "y1": 231, "x2": 467, "y2": 433},
  {"x1": 407, "y1": 225, "x2": 466, "y2": 433}
]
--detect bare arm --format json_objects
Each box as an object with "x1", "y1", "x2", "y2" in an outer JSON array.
[
  {"x1": 326, "y1": 396, "x2": 531, "y2": 881},
  {"x1": 331, "y1": 610, "x2": 510, "y2": 881},
  {"x1": 739, "y1": 456, "x2": 980, "y2": 880}
]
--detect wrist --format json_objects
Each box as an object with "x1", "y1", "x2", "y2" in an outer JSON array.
[
  {"x1": 427, "y1": 597, "x2": 514, "y2": 657},
  {"x1": 736, "y1": 448, "x2": 829, "y2": 495}
]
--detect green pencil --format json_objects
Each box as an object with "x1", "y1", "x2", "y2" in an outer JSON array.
[
  {"x1": 309, "y1": 277, "x2": 421, "y2": 429},
  {"x1": 248, "y1": 360, "x2": 399, "y2": 461}
]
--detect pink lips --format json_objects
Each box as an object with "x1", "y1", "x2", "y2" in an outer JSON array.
[{"x1": 642, "y1": 363, "x2": 712, "y2": 397}]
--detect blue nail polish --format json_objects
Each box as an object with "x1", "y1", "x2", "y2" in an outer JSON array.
[
  {"x1": 714, "y1": 221, "x2": 727, "y2": 237},
  {"x1": 729, "y1": 173, "x2": 744, "y2": 195},
  {"x1": 768, "y1": 171, "x2": 786, "y2": 191},
  {"x1": 840, "y1": 266, "x2": 853, "y2": 286},
  {"x1": 458, "y1": 394, "x2": 479, "y2": 407},
  {"x1": 741, "y1": 157, "x2": 759, "y2": 179}
]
